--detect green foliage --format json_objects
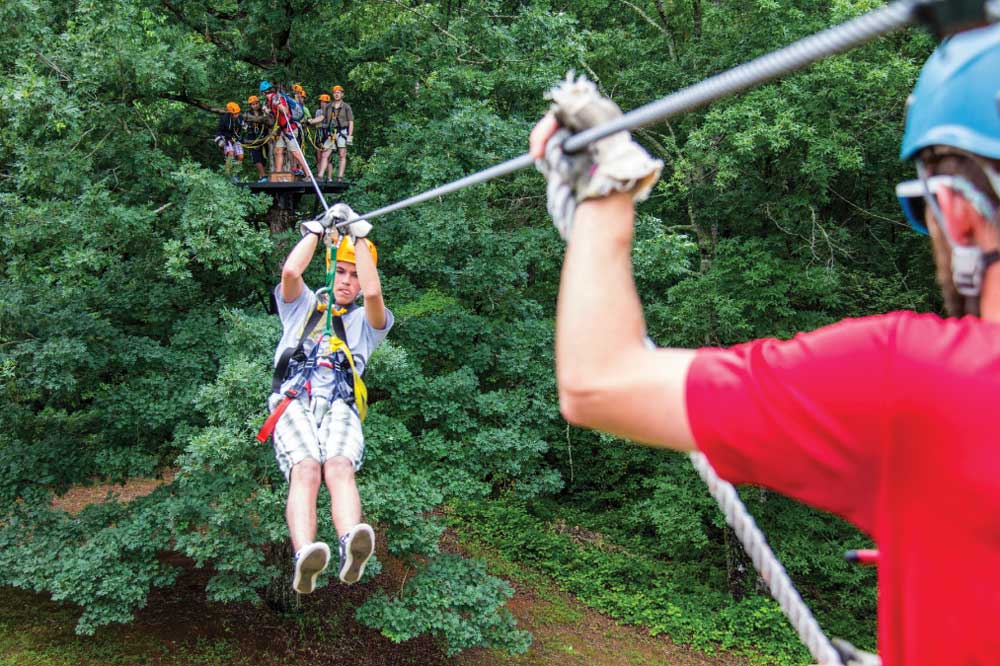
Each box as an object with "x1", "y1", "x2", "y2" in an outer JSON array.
[
  {"x1": 0, "y1": 0, "x2": 931, "y2": 659},
  {"x1": 452, "y1": 498, "x2": 875, "y2": 665},
  {"x1": 358, "y1": 554, "x2": 531, "y2": 656}
]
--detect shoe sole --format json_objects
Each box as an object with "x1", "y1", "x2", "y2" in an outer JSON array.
[
  {"x1": 293, "y1": 543, "x2": 330, "y2": 594},
  {"x1": 340, "y1": 525, "x2": 374, "y2": 584}
]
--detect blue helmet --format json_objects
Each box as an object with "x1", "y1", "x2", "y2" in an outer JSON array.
[
  {"x1": 259, "y1": 80, "x2": 273, "y2": 93},
  {"x1": 900, "y1": 24, "x2": 1000, "y2": 161}
]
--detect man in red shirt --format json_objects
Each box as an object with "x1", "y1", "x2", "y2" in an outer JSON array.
[{"x1": 530, "y1": 26, "x2": 1000, "y2": 666}]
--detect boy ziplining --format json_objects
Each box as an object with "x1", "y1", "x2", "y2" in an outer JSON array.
[{"x1": 258, "y1": 203, "x2": 393, "y2": 593}]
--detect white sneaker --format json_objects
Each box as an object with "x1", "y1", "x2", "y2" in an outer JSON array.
[
  {"x1": 292, "y1": 542, "x2": 330, "y2": 594},
  {"x1": 338, "y1": 524, "x2": 375, "y2": 584}
]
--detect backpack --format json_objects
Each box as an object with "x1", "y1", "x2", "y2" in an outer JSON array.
[{"x1": 280, "y1": 93, "x2": 305, "y2": 123}]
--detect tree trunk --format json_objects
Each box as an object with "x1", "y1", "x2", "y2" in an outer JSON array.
[
  {"x1": 261, "y1": 540, "x2": 300, "y2": 612},
  {"x1": 267, "y1": 203, "x2": 294, "y2": 234}
]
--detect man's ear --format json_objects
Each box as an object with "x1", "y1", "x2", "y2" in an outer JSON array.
[{"x1": 937, "y1": 187, "x2": 978, "y2": 245}]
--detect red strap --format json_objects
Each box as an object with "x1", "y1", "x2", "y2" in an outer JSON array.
[
  {"x1": 256, "y1": 395, "x2": 294, "y2": 443},
  {"x1": 844, "y1": 549, "x2": 879, "y2": 566}
]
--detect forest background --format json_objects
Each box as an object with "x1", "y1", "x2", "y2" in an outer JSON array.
[{"x1": 1, "y1": 0, "x2": 937, "y2": 663}]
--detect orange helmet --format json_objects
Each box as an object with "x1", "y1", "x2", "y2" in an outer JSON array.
[
  {"x1": 292, "y1": 84, "x2": 306, "y2": 97},
  {"x1": 332, "y1": 85, "x2": 344, "y2": 93},
  {"x1": 247, "y1": 95, "x2": 260, "y2": 104},
  {"x1": 226, "y1": 101, "x2": 241, "y2": 114},
  {"x1": 336, "y1": 236, "x2": 377, "y2": 267},
  {"x1": 318, "y1": 93, "x2": 331, "y2": 102}
]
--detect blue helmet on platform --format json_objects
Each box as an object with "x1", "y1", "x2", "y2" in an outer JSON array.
[
  {"x1": 259, "y1": 80, "x2": 273, "y2": 93},
  {"x1": 900, "y1": 23, "x2": 1000, "y2": 161}
]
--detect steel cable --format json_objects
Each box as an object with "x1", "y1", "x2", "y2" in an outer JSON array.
[{"x1": 346, "y1": 0, "x2": 922, "y2": 227}]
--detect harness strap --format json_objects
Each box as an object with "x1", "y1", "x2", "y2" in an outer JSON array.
[
  {"x1": 256, "y1": 390, "x2": 299, "y2": 443},
  {"x1": 270, "y1": 304, "x2": 326, "y2": 394}
]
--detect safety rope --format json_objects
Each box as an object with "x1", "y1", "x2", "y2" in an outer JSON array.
[
  {"x1": 689, "y1": 452, "x2": 843, "y2": 665},
  {"x1": 337, "y1": 0, "x2": 985, "y2": 230},
  {"x1": 240, "y1": 121, "x2": 279, "y2": 149}
]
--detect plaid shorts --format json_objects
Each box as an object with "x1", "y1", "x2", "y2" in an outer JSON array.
[{"x1": 268, "y1": 394, "x2": 365, "y2": 481}]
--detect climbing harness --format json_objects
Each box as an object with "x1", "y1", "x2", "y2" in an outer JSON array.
[{"x1": 318, "y1": 236, "x2": 369, "y2": 421}]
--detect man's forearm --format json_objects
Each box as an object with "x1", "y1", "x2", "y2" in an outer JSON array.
[
  {"x1": 280, "y1": 234, "x2": 321, "y2": 303},
  {"x1": 556, "y1": 192, "x2": 646, "y2": 381}
]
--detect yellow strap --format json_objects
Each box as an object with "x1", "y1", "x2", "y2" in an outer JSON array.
[{"x1": 328, "y1": 336, "x2": 368, "y2": 421}]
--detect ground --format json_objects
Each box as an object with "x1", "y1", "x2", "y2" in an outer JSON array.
[{"x1": 0, "y1": 478, "x2": 750, "y2": 666}]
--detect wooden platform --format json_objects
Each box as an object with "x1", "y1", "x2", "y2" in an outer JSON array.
[{"x1": 238, "y1": 179, "x2": 351, "y2": 195}]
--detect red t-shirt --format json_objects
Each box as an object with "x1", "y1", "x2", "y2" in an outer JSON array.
[
  {"x1": 686, "y1": 311, "x2": 1000, "y2": 666},
  {"x1": 266, "y1": 92, "x2": 298, "y2": 133}
]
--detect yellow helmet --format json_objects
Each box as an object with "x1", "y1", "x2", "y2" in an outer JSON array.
[
  {"x1": 247, "y1": 95, "x2": 260, "y2": 104},
  {"x1": 292, "y1": 84, "x2": 306, "y2": 97},
  {"x1": 226, "y1": 101, "x2": 241, "y2": 114},
  {"x1": 318, "y1": 93, "x2": 331, "y2": 102},
  {"x1": 332, "y1": 85, "x2": 344, "y2": 93},
  {"x1": 336, "y1": 236, "x2": 378, "y2": 267}
]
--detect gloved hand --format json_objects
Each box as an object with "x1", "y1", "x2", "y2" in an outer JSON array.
[
  {"x1": 346, "y1": 135, "x2": 354, "y2": 147},
  {"x1": 534, "y1": 72, "x2": 663, "y2": 241},
  {"x1": 299, "y1": 208, "x2": 338, "y2": 238},
  {"x1": 214, "y1": 135, "x2": 226, "y2": 148},
  {"x1": 331, "y1": 202, "x2": 372, "y2": 240}
]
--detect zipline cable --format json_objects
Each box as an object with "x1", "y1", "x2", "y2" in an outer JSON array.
[{"x1": 345, "y1": 0, "x2": 934, "y2": 227}]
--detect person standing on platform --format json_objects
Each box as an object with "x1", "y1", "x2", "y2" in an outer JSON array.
[
  {"x1": 243, "y1": 95, "x2": 271, "y2": 182},
  {"x1": 330, "y1": 85, "x2": 354, "y2": 182},
  {"x1": 307, "y1": 93, "x2": 335, "y2": 181},
  {"x1": 215, "y1": 101, "x2": 244, "y2": 178},
  {"x1": 261, "y1": 81, "x2": 309, "y2": 177}
]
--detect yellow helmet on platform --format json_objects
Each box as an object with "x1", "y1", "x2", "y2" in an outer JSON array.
[
  {"x1": 226, "y1": 101, "x2": 241, "y2": 114},
  {"x1": 332, "y1": 85, "x2": 344, "y2": 93},
  {"x1": 336, "y1": 236, "x2": 377, "y2": 267},
  {"x1": 319, "y1": 93, "x2": 331, "y2": 102},
  {"x1": 247, "y1": 95, "x2": 260, "y2": 104}
]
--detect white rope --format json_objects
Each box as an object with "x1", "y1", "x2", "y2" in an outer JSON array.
[{"x1": 689, "y1": 452, "x2": 843, "y2": 665}]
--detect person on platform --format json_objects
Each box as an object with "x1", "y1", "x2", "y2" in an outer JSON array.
[
  {"x1": 243, "y1": 95, "x2": 271, "y2": 181},
  {"x1": 329, "y1": 85, "x2": 354, "y2": 181}
]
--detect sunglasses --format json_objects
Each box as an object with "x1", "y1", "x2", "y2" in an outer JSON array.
[{"x1": 896, "y1": 173, "x2": 997, "y2": 236}]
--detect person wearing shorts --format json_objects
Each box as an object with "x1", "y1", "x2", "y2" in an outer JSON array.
[
  {"x1": 216, "y1": 102, "x2": 244, "y2": 175},
  {"x1": 266, "y1": 203, "x2": 392, "y2": 594},
  {"x1": 243, "y1": 95, "x2": 270, "y2": 181},
  {"x1": 306, "y1": 93, "x2": 335, "y2": 180},
  {"x1": 261, "y1": 81, "x2": 309, "y2": 175},
  {"x1": 330, "y1": 85, "x2": 354, "y2": 181}
]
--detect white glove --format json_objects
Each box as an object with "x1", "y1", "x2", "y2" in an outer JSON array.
[
  {"x1": 539, "y1": 72, "x2": 663, "y2": 202},
  {"x1": 299, "y1": 209, "x2": 337, "y2": 238},
  {"x1": 346, "y1": 135, "x2": 354, "y2": 147},
  {"x1": 331, "y1": 202, "x2": 372, "y2": 240}
]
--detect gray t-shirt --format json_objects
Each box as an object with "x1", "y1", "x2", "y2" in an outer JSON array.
[{"x1": 272, "y1": 285, "x2": 394, "y2": 400}]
